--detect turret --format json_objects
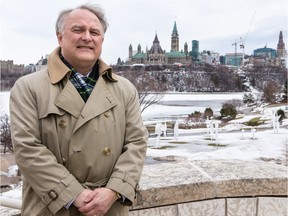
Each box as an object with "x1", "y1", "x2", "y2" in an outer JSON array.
[
  {"x1": 184, "y1": 42, "x2": 188, "y2": 55},
  {"x1": 137, "y1": 44, "x2": 141, "y2": 54},
  {"x1": 129, "y1": 44, "x2": 133, "y2": 59}
]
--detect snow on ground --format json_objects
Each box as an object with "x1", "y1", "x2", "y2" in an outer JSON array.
[
  {"x1": 147, "y1": 128, "x2": 287, "y2": 162},
  {"x1": 0, "y1": 91, "x2": 10, "y2": 116},
  {"x1": 141, "y1": 92, "x2": 288, "y2": 164},
  {"x1": 0, "y1": 184, "x2": 21, "y2": 215}
]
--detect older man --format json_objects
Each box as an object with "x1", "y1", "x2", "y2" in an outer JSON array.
[{"x1": 10, "y1": 4, "x2": 148, "y2": 216}]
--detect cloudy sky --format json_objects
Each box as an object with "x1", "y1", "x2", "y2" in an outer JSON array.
[{"x1": 0, "y1": 0, "x2": 287, "y2": 65}]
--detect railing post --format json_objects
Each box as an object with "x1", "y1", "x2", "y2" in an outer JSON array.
[{"x1": 0, "y1": 196, "x2": 22, "y2": 210}]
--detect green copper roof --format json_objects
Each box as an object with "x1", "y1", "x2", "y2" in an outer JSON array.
[
  {"x1": 132, "y1": 52, "x2": 146, "y2": 59},
  {"x1": 172, "y1": 21, "x2": 178, "y2": 36},
  {"x1": 173, "y1": 21, "x2": 178, "y2": 33},
  {"x1": 166, "y1": 51, "x2": 186, "y2": 57}
]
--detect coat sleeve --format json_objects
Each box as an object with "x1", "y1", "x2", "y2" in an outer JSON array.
[
  {"x1": 106, "y1": 78, "x2": 148, "y2": 206},
  {"x1": 10, "y1": 76, "x2": 84, "y2": 214}
]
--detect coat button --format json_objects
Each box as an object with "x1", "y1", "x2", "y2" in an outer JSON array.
[
  {"x1": 104, "y1": 112, "x2": 110, "y2": 118},
  {"x1": 62, "y1": 157, "x2": 66, "y2": 165},
  {"x1": 59, "y1": 120, "x2": 67, "y2": 128},
  {"x1": 103, "y1": 147, "x2": 111, "y2": 156}
]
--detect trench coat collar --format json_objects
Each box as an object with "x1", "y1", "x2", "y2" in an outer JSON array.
[
  {"x1": 73, "y1": 76, "x2": 117, "y2": 133},
  {"x1": 48, "y1": 47, "x2": 117, "y2": 84},
  {"x1": 54, "y1": 81, "x2": 84, "y2": 118}
]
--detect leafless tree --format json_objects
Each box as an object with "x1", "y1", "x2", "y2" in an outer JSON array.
[
  {"x1": 122, "y1": 70, "x2": 167, "y2": 113},
  {"x1": 262, "y1": 81, "x2": 282, "y2": 103},
  {"x1": 0, "y1": 114, "x2": 13, "y2": 153}
]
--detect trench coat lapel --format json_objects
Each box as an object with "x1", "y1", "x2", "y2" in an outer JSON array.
[
  {"x1": 73, "y1": 76, "x2": 117, "y2": 133},
  {"x1": 55, "y1": 81, "x2": 85, "y2": 118}
]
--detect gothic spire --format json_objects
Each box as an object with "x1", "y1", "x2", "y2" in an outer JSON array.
[
  {"x1": 172, "y1": 21, "x2": 179, "y2": 36},
  {"x1": 277, "y1": 30, "x2": 286, "y2": 58},
  {"x1": 153, "y1": 33, "x2": 160, "y2": 44}
]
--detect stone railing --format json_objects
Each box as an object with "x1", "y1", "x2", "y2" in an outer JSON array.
[
  {"x1": 1, "y1": 159, "x2": 287, "y2": 215},
  {"x1": 130, "y1": 159, "x2": 288, "y2": 216}
]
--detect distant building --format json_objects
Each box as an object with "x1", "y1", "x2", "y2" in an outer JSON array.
[
  {"x1": 253, "y1": 47, "x2": 277, "y2": 59},
  {"x1": 0, "y1": 60, "x2": 25, "y2": 74},
  {"x1": 191, "y1": 40, "x2": 199, "y2": 60},
  {"x1": 225, "y1": 53, "x2": 243, "y2": 67},
  {"x1": 276, "y1": 30, "x2": 287, "y2": 67},
  {"x1": 219, "y1": 55, "x2": 226, "y2": 65},
  {"x1": 25, "y1": 64, "x2": 36, "y2": 73},
  {"x1": 147, "y1": 33, "x2": 166, "y2": 65},
  {"x1": 277, "y1": 31, "x2": 286, "y2": 58},
  {"x1": 250, "y1": 46, "x2": 284, "y2": 67},
  {"x1": 35, "y1": 55, "x2": 48, "y2": 71},
  {"x1": 200, "y1": 50, "x2": 220, "y2": 65},
  {"x1": 128, "y1": 22, "x2": 190, "y2": 65},
  {"x1": 249, "y1": 31, "x2": 287, "y2": 67},
  {"x1": 171, "y1": 21, "x2": 179, "y2": 52}
]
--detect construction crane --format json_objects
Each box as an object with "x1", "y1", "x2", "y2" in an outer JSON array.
[
  {"x1": 232, "y1": 42, "x2": 238, "y2": 68},
  {"x1": 239, "y1": 12, "x2": 256, "y2": 67}
]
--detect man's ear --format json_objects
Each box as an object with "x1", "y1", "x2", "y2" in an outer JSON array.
[{"x1": 57, "y1": 33, "x2": 63, "y2": 47}]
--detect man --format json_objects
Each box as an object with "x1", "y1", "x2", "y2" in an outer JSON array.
[{"x1": 10, "y1": 4, "x2": 148, "y2": 216}]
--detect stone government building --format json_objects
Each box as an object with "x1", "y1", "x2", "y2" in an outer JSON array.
[{"x1": 127, "y1": 22, "x2": 192, "y2": 65}]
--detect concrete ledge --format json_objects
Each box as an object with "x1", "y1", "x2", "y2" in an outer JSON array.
[
  {"x1": 130, "y1": 197, "x2": 288, "y2": 216},
  {"x1": 130, "y1": 160, "x2": 288, "y2": 215}
]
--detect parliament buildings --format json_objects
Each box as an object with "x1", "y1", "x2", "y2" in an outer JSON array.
[{"x1": 127, "y1": 22, "x2": 193, "y2": 65}]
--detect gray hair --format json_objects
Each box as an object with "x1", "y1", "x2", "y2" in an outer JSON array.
[{"x1": 55, "y1": 4, "x2": 108, "y2": 34}]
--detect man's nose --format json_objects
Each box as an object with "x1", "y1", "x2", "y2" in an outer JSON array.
[{"x1": 82, "y1": 30, "x2": 92, "y2": 41}]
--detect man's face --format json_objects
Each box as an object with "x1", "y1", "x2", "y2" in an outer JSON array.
[{"x1": 57, "y1": 9, "x2": 104, "y2": 69}]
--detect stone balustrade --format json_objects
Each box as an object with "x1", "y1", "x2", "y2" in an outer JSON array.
[{"x1": 129, "y1": 159, "x2": 288, "y2": 216}]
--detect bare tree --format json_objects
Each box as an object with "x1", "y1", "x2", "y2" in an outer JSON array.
[
  {"x1": 0, "y1": 114, "x2": 13, "y2": 153},
  {"x1": 262, "y1": 81, "x2": 282, "y2": 103},
  {"x1": 122, "y1": 70, "x2": 167, "y2": 113}
]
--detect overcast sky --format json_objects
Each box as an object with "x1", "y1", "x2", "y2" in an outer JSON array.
[{"x1": 0, "y1": 0, "x2": 287, "y2": 65}]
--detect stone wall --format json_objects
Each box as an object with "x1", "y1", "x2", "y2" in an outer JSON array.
[{"x1": 130, "y1": 159, "x2": 288, "y2": 216}]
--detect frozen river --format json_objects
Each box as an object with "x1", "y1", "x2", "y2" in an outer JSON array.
[{"x1": 141, "y1": 92, "x2": 244, "y2": 121}]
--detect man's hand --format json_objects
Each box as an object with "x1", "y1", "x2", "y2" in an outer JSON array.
[
  {"x1": 78, "y1": 188, "x2": 118, "y2": 216},
  {"x1": 73, "y1": 189, "x2": 93, "y2": 208}
]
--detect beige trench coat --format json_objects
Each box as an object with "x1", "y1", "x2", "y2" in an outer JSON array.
[{"x1": 10, "y1": 47, "x2": 148, "y2": 216}]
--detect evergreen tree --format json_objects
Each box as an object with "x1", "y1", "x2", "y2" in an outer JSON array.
[
  {"x1": 220, "y1": 103, "x2": 237, "y2": 119},
  {"x1": 204, "y1": 107, "x2": 213, "y2": 119}
]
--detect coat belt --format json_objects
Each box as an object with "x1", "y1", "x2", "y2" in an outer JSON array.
[{"x1": 82, "y1": 178, "x2": 109, "y2": 189}]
